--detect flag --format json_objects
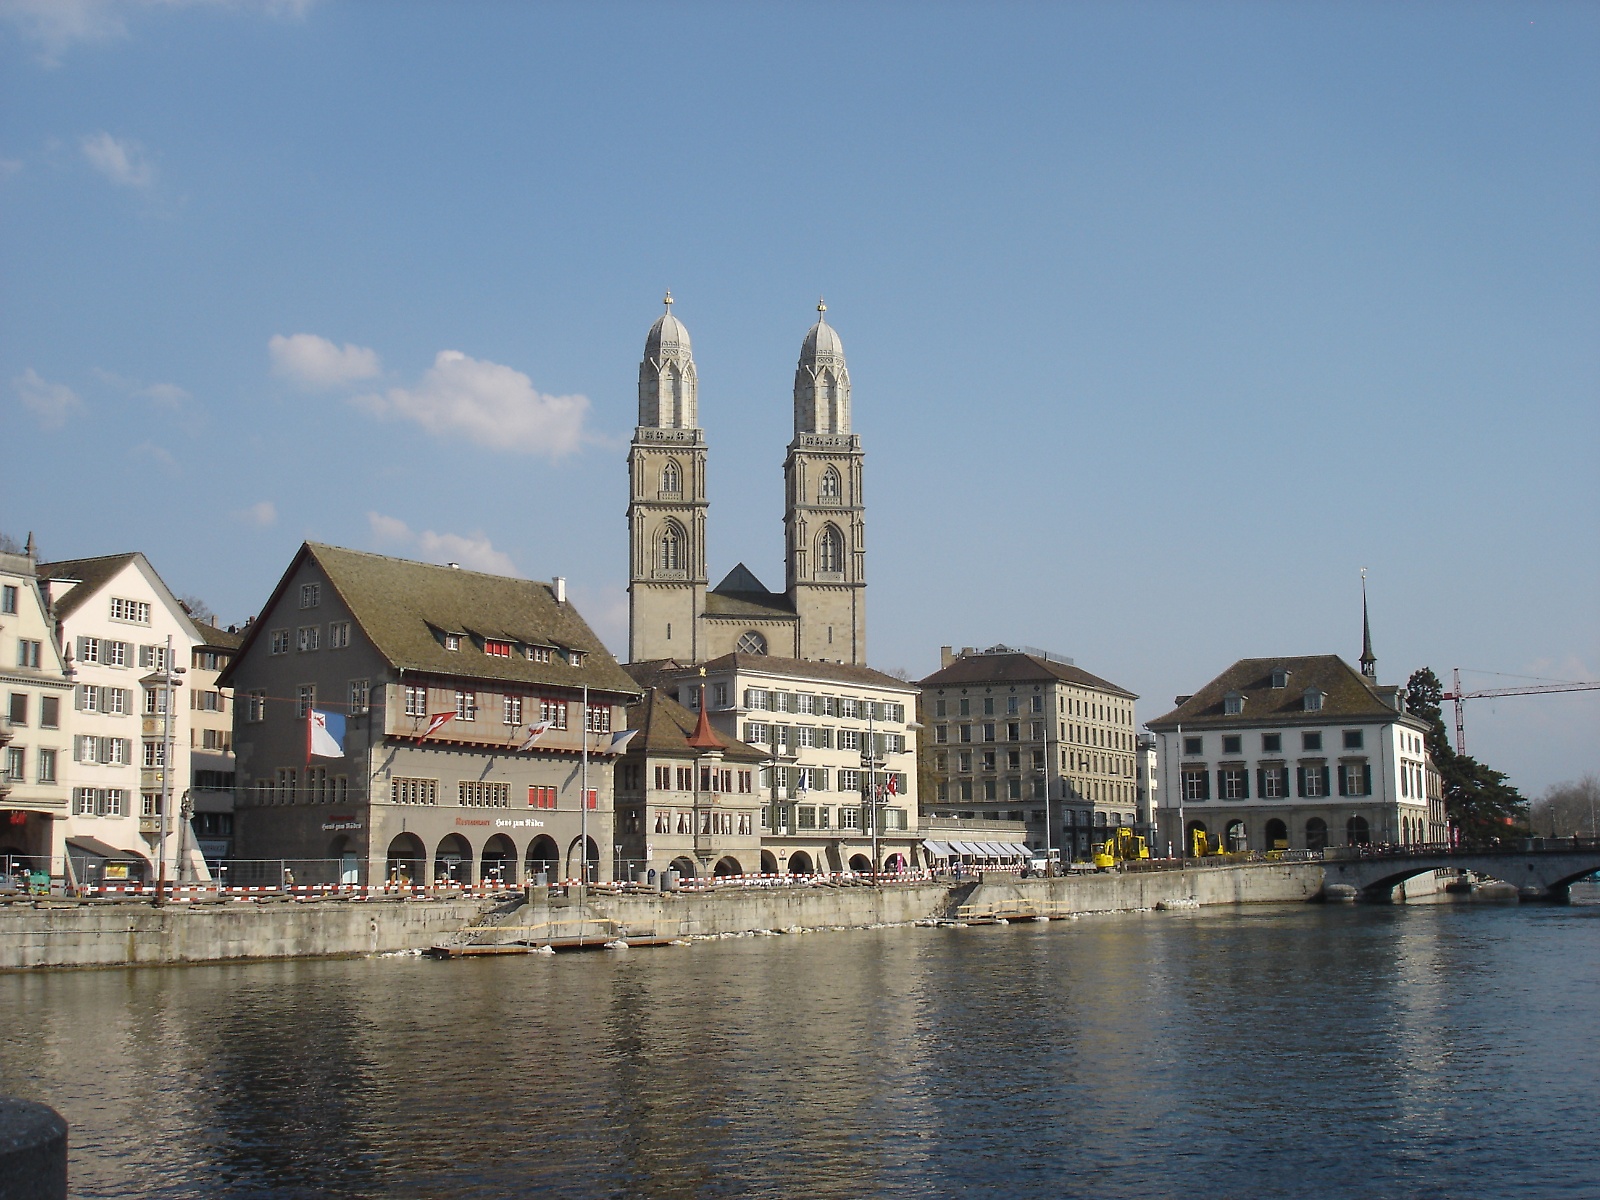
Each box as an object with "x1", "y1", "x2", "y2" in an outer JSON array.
[
  {"x1": 608, "y1": 729, "x2": 640, "y2": 754},
  {"x1": 420, "y1": 711, "x2": 456, "y2": 740},
  {"x1": 308, "y1": 709, "x2": 346, "y2": 759},
  {"x1": 517, "y1": 719, "x2": 553, "y2": 752},
  {"x1": 886, "y1": 774, "x2": 898, "y2": 796}
]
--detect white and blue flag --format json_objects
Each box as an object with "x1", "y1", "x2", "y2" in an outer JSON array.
[{"x1": 308, "y1": 708, "x2": 346, "y2": 759}]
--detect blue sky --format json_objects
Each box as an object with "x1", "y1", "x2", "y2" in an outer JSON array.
[{"x1": 2, "y1": 1, "x2": 1596, "y2": 798}]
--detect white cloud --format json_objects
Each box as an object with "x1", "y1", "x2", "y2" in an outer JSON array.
[
  {"x1": 353, "y1": 349, "x2": 588, "y2": 459},
  {"x1": 367, "y1": 511, "x2": 517, "y2": 577},
  {"x1": 2, "y1": 1, "x2": 318, "y2": 64},
  {"x1": 234, "y1": 500, "x2": 277, "y2": 527},
  {"x1": 14, "y1": 368, "x2": 82, "y2": 429},
  {"x1": 134, "y1": 441, "x2": 178, "y2": 470},
  {"x1": 81, "y1": 130, "x2": 155, "y2": 189},
  {"x1": 136, "y1": 381, "x2": 190, "y2": 407},
  {"x1": 269, "y1": 332, "x2": 381, "y2": 390}
]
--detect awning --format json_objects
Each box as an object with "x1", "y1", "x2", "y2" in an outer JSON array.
[
  {"x1": 921, "y1": 840, "x2": 951, "y2": 857},
  {"x1": 951, "y1": 841, "x2": 980, "y2": 856},
  {"x1": 66, "y1": 837, "x2": 149, "y2": 864}
]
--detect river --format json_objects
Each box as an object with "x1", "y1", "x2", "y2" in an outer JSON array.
[{"x1": 3, "y1": 889, "x2": 1597, "y2": 1199}]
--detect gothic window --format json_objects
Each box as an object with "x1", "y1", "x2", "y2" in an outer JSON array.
[
  {"x1": 820, "y1": 466, "x2": 841, "y2": 502},
  {"x1": 737, "y1": 630, "x2": 768, "y2": 656},
  {"x1": 661, "y1": 459, "x2": 681, "y2": 495},
  {"x1": 817, "y1": 525, "x2": 844, "y2": 573},
  {"x1": 658, "y1": 522, "x2": 684, "y2": 572},
  {"x1": 666, "y1": 366, "x2": 683, "y2": 426}
]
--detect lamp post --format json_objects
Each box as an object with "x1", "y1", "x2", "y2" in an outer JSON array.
[{"x1": 141, "y1": 635, "x2": 184, "y2": 904}]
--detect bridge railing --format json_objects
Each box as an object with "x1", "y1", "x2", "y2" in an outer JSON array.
[{"x1": 1323, "y1": 836, "x2": 1600, "y2": 862}]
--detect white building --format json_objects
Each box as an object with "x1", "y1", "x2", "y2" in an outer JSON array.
[
  {"x1": 38, "y1": 553, "x2": 205, "y2": 885},
  {"x1": 1147, "y1": 653, "x2": 1443, "y2": 855},
  {"x1": 630, "y1": 653, "x2": 923, "y2": 874},
  {"x1": 1, "y1": 537, "x2": 73, "y2": 876}
]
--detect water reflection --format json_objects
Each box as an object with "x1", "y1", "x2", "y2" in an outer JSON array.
[{"x1": 1, "y1": 900, "x2": 1597, "y2": 1199}]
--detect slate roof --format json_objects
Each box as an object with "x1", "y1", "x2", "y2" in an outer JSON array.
[
  {"x1": 624, "y1": 687, "x2": 765, "y2": 763},
  {"x1": 704, "y1": 563, "x2": 796, "y2": 618},
  {"x1": 653, "y1": 652, "x2": 917, "y2": 693},
  {"x1": 37, "y1": 554, "x2": 142, "y2": 621},
  {"x1": 919, "y1": 651, "x2": 1136, "y2": 699},
  {"x1": 194, "y1": 622, "x2": 244, "y2": 652},
  {"x1": 1147, "y1": 655, "x2": 1412, "y2": 730},
  {"x1": 221, "y1": 543, "x2": 640, "y2": 698}
]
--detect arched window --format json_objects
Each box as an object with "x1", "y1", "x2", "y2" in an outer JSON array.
[
  {"x1": 658, "y1": 523, "x2": 684, "y2": 572},
  {"x1": 817, "y1": 525, "x2": 844, "y2": 573},
  {"x1": 736, "y1": 630, "x2": 767, "y2": 656},
  {"x1": 820, "y1": 466, "x2": 841, "y2": 502},
  {"x1": 666, "y1": 366, "x2": 683, "y2": 426},
  {"x1": 1305, "y1": 817, "x2": 1328, "y2": 851},
  {"x1": 1346, "y1": 815, "x2": 1370, "y2": 846},
  {"x1": 661, "y1": 459, "x2": 681, "y2": 494}
]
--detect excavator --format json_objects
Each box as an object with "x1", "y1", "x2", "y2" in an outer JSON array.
[{"x1": 1092, "y1": 827, "x2": 1151, "y2": 870}]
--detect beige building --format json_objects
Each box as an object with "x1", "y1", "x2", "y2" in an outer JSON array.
[
  {"x1": 223, "y1": 544, "x2": 640, "y2": 886},
  {"x1": 187, "y1": 623, "x2": 242, "y2": 860},
  {"x1": 614, "y1": 686, "x2": 767, "y2": 881},
  {"x1": 631, "y1": 654, "x2": 922, "y2": 874},
  {"x1": 918, "y1": 645, "x2": 1140, "y2": 860},
  {"x1": 627, "y1": 297, "x2": 867, "y2": 667},
  {"x1": 1, "y1": 537, "x2": 73, "y2": 876}
]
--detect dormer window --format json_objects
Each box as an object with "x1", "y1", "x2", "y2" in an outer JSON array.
[
  {"x1": 528, "y1": 645, "x2": 553, "y2": 664},
  {"x1": 1302, "y1": 688, "x2": 1324, "y2": 712},
  {"x1": 485, "y1": 639, "x2": 512, "y2": 658},
  {"x1": 568, "y1": 650, "x2": 585, "y2": 668},
  {"x1": 1223, "y1": 690, "x2": 1245, "y2": 715},
  {"x1": 444, "y1": 633, "x2": 461, "y2": 652},
  {"x1": 1271, "y1": 669, "x2": 1289, "y2": 689}
]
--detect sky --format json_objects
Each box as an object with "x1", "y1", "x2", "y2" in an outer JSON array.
[{"x1": 2, "y1": 0, "x2": 1596, "y2": 799}]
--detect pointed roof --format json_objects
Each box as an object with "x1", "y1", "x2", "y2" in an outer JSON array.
[
  {"x1": 706, "y1": 563, "x2": 796, "y2": 618},
  {"x1": 622, "y1": 687, "x2": 764, "y2": 762},
  {"x1": 685, "y1": 682, "x2": 722, "y2": 750},
  {"x1": 38, "y1": 552, "x2": 201, "y2": 640},
  {"x1": 1359, "y1": 580, "x2": 1377, "y2": 677}
]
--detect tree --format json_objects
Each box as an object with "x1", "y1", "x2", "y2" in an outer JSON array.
[
  {"x1": 179, "y1": 594, "x2": 216, "y2": 625},
  {"x1": 1529, "y1": 775, "x2": 1599, "y2": 839},
  {"x1": 1406, "y1": 667, "x2": 1528, "y2": 847},
  {"x1": 0, "y1": 532, "x2": 23, "y2": 554}
]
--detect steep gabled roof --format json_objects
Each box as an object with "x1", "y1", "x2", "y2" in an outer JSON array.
[
  {"x1": 37, "y1": 554, "x2": 142, "y2": 621},
  {"x1": 221, "y1": 543, "x2": 639, "y2": 697},
  {"x1": 624, "y1": 688, "x2": 765, "y2": 763},
  {"x1": 919, "y1": 651, "x2": 1136, "y2": 699},
  {"x1": 706, "y1": 563, "x2": 796, "y2": 618},
  {"x1": 1148, "y1": 655, "x2": 1411, "y2": 729}
]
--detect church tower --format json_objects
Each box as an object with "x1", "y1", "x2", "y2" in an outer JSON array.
[
  {"x1": 628, "y1": 294, "x2": 709, "y2": 663},
  {"x1": 785, "y1": 300, "x2": 867, "y2": 664}
]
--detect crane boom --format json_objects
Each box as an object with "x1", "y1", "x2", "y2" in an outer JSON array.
[{"x1": 1442, "y1": 668, "x2": 1600, "y2": 755}]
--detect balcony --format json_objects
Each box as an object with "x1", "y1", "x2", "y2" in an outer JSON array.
[{"x1": 0, "y1": 718, "x2": 13, "y2": 747}]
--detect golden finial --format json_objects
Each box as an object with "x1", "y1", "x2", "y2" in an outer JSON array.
[
  {"x1": 817, "y1": 297, "x2": 827, "y2": 318},
  {"x1": 663, "y1": 290, "x2": 673, "y2": 311},
  {"x1": 698, "y1": 665, "x2": 707, "y2": 677}
]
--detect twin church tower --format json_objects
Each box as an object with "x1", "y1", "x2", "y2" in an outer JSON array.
[{"x1": 627, "y1": 295, "x2": 867, "y2": 667}]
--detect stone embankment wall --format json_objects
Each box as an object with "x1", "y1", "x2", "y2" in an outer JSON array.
[
  {"x1": 0, "y1": 863, "x2": 1327, "y2": 971},
  {"x1": 0, "y1": 899, "x2": 483, "y2": 972}
]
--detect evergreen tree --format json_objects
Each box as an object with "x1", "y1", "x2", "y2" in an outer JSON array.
[{"x1": 1405, "y1": 668, "x2": 1528, "y2": 846}]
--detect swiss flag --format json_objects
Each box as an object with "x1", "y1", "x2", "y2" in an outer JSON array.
[{"x1": 420, "y1": 712, "x2": 456, "y2": 740}]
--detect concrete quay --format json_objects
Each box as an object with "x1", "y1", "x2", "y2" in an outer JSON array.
[{"x1": 0, "y1": 863, "x2": 1340, "y2": 971}]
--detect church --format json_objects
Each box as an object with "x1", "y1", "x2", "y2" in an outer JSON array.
[{"x1": 626, "y1": 295, "x2": 868, "y2": 667}]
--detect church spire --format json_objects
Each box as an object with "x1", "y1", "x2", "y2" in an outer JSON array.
[{"x1": 1359, "y1": 570, "x2": 1377, "y2": 679}]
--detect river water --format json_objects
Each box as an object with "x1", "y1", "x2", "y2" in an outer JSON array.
[{"x1": 3, "y1": 890, "x2": 1598, "y2": 1200}]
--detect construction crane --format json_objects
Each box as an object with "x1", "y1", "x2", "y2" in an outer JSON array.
[{"x1": 1442, "y1": 668, "x2": 1600, "y2": 755}]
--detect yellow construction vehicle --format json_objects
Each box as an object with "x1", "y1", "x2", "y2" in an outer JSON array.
[
  {"x1": 1092, "y1": 827, "x2": 1150, "y2": 870},
  {"x1": 1190, "y1": 829, "x2": 1222, "y2": 857}
]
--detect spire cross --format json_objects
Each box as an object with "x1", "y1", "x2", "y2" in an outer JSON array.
[
  {"x1": 817, "y1": 297, "x2": 827, "y2": 319},
  {"x1": 664, "y1": 290, "x2": 673, "y2": 311}
]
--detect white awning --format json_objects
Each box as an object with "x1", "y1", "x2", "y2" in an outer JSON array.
[{"x1": 921, "y1": 840, "x2": 951, "y2": 857}]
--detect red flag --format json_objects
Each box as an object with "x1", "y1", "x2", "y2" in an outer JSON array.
[
  {"x1": 886, "y1": 774, "x2": 898, "y2": 795},
  {"x1": 420, "y1": 712, "x2": 456, "y2": 740}
]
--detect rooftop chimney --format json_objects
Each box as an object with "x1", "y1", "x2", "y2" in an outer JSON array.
[
  {"x1": 554, "y1": 576, "x2": 567, "y2": 604},
  {"x1": 448, "y1": 562, "x2": 461, "y2": 570}
]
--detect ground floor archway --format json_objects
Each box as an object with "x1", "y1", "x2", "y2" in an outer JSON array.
[
  {"x1": 1185, "y1": 820, "x2": 1208, "y2": 854},
  {"x1": 1347, "y1": 815, "x2": 1370, "y2": 846},
  {"x1": 481, "y1": 834, "x2": 517, "y2": 887},
  {"x1": 848, "y1": 853, "x2": 872, "y2": 873},
  {"x1": 386, "y1": 833, "x2": 425, "y2": 885},
  {"x1": 1225, "y1": 820, "x2": 1248, "y2": 852},
  {"x1": 1264, "y1": 818, "x2": 1288, "y2": 850},
  {"x1": 1306, "y1": 818, "x2": 1328, "y2": 850},
  {"x1": 884, "y1": 853, "x2": 908, "y2": 872},
  {"x1": 713, "y1": 856, "x2": 742, "y2": 877},
  {"x1": 669, "y1": 856, "x2": 697, "y2": 880},
  {"x1": 434, "y1": 833, "x2": 473, "y2": 884},
  {"x1": 760, "y1": 850, "x2": 778, "y2": 874},
  {"x1": 525, "y1": 835, "x2": 559, "y2": 882},
  {"x1": 788, "y1": 851, "x2": 814, "y2": 874},
  {"x1": 566, "y1": 836, "x2": 599, "y2": 883}
]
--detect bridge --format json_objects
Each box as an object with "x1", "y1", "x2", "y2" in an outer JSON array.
[{"x1": 1319, "y1": 839, "x2": 1600, "y2": 902}]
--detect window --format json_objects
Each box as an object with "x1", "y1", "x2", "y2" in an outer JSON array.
[
  {"x1": 393, "y1": 778, "x2": 438, "y2": 805},
  {"x1": 299, "y1": 583, "x2": 320, "y2": 609},
  {"x1": 983, "y1": 698, "x2": 995, "y2": 716},
  {"x1": 935, "y1": 699, "x2": 947, "y2": 718},
  {"x1": 0, "y1": 585, "x2": 15, "y2": 614},
  {"x1": 1343, "y1": 730, "x2": 1364, "y2": 750},
  {"x1": 37, "y1": 748, "x2": 56, "y2": 784},
  {"x1": 297, "y1": 685, "x2": 314, "y2": 718},
  {"x1": 77, "y1": 637, "x2": 101, "y2": 664},
  {"x1": 528, "y1": 785, "x2": 557, "y2": 809},
  {"x1": 17, "y1": 640, "x2": 41, "y2": 669},
  {"x1": 7, "y1": 692, "x2": 25, "y2": 725},
  {"x1": 736, "y1": 630, "x2": 768, "y2": 655},
  {"x1": 328, "y1": 621, "x2": 351, "y2": 649},
  {"x1": 1181, "y1": 767, "x2": 1210, "y2": 801},
  {"x1": 1271, "y1": 669, "x2": 1289, "y2": 689},
  {"x1": 1032, "y1": 695, "x2": 1044, "y2": 713},
  {"x1": 585, "y1": 705, "x2": 611, "y2": 733},
  {"x1": 194, "y1": 689, "x2": 224, "y2": 712},
  {"x1": 405, "y1": 685, "x2": 428, "y2": 717},
  {"x1": 143, "y1": 741, "x2": 166, "y2": 767},
  {"x1": 659, "y1": 523, "x2": 684, "y2": 572},
  {"x1": 297, "y1": 626, "x2": 320, "y2": 652},
  {"x1": 106, "y1": 642, "x2": 129, "y2": 670},
  {"x1": 1219, "y1": 768, "x2": 1249, "y2": 800},
  {"x1": 661, "y1": 459, "x2": 682, "y2": 494},
  {"x1": 485, "y1": 639, "x2": 512, "y2": 658},
  {"x1": 1302, "y1": 732, "x2": 1322, "y2": 752},
  {"x1": 459, "y1": 781, "x2": 510, "y2": 807},
  {"x1": 269, "y1": 630, "x2": 290, "y2": 655},
  {"x1": 528, "y1": 645, "x2": 553, "y2": 664},
  {"x1": 983, "y1": 723, "x2": 996, "y2": 742},
  {"x1": 455, "y1": 691, "x2": 477, "y2": 721},
  {"x1": 1298, "y1": 765, "x2": 1329, "y2": 798},
  {"x1": 246, "y1": 691, "x2": 266, "y2": 722},
  {"x1": 3, "y1": 747, "x2": 22, "y2": 782},
  {"x1": 201, "y1": 729, "x2": 229, "y2": 751},
  {"x1": 110, "y1": 597, "x2": 151, "y2": 624},
  {"x1": 1222, "y1": 735, "x2": 1242, "y2": 755},
  {"x1": 1302, "y1": 688, "x2": 1324, "y2": 712},
  {"x1": 143, "y1": 687, "x2": 165, "y2": 715},
  {"x1": 1184, "y1": 736, "x2": 1203, "y2": 756},
  {"x1": 444, "y1": 633, "x2": 461, "y2": 652},
  {"x1": 1339, "y1": 763, "x2": 1372, "y2": 797},
  {"x1": 349, "y1": 680, "x2": 370, "y2": 716},
  {"x1": 817, "y1": 524, "x2": 845, "y2": 573},
  {"x1": 540, "y1": 698, "x2": 568, "y2": 728},
  {"x1": 1260, "y1": 766, "x2": 1287, "y2": 799},
  {"x1": 1223, "y1": 690, "x2": 1245, "y2": 715},
  {"x1": 569, "y1": 651, "x2": 585, "y2": 668},
  {"x1": 958, "y1": 698, "x2": 970, "y2": 717},
  {"x1": 1007, "y1": 722, "x2": 1020, "y2": 741},
  {"x1": 1262, "y1": 732, "x2": 1281, "y2": 754},
  {"x1": 820, "y1": 466, "x2": 841, "y2": 500}
]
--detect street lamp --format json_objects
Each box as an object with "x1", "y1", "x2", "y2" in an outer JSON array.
[{"x1": 141, "y1": 634, "x2": 185, "y2": 904}]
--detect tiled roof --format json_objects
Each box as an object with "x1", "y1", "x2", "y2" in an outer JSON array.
[
  {"x1": 624, "y1": 688, "x2": 765, "y2": 762},
  {"x1": 36, "y1": 554, "x2": 142, "y2": 621},
  {"x1": 1147, "y1": 655, "x2": 1409, "y2": 729},
  {"x1": 224, "y1": 543, "x2": 640, "y2": 698},
  {"x1": 919, "y1": 651, "x2": 1136, "y2": 699},
  {"x1": 194, "y1": 622, "x2": 245, "y2": 651}
]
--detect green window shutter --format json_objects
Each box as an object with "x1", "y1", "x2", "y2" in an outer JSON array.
[
  {"x1": 1257, "y1": 768, "x2": 1266, "y2": 797},
  {"x1": 1337, "y1": 765, "x2": 1348, "y2": 796},
  {"x1": 1295, "y1": 766, "x2": 1305, "y2": 797},
  {"x1": 1362, "y1": 764, "x2": 1372, "y2": 796},
  {"x1": 1240, "y1": 770, "x2": 1250, "y2": 799},
  {"x1": 1321, "y1": 766, "x2": 1331, "y2": 796},
  {"x1": 1215, "y1": 770, "x2": 1225, "y2": 799},
  {"x1": 1280, "y1": 767, "x2": 1291, "y2": 797}
]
